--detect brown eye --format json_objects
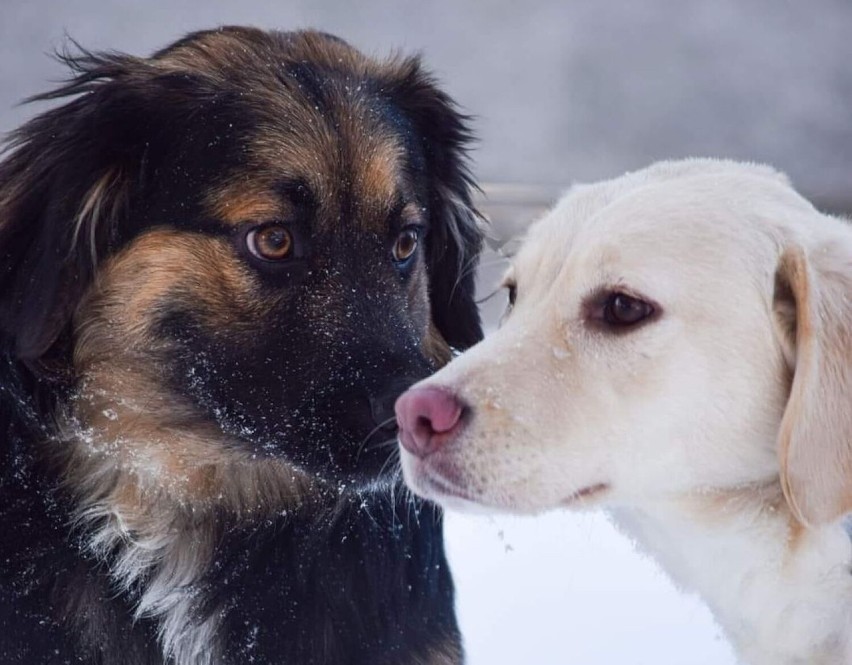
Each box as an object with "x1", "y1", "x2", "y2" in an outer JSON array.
[
  {"x1": 393, "y1": 228, "x2": 419, "y2": 263},
  {"x1": 603, "y1": 293, "x2": 654, "y2": 327},
  {"x1": 247, "y1": 225, "x2": 293, "y2": 261}
]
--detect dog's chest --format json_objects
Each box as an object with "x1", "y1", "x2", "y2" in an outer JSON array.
[{"x1": 610, "y1": 504, "x2": 852, "y2": 664}]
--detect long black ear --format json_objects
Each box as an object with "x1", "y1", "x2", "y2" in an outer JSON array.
[
  {"x1": 390, "y1": 60, "x2": 484, "y2": 351},
  {"x1": 0, "y1": 51, "x2": 136, "y2": 364},
  {"x1": 0, "y1": 48, "x2": 199, "y2": 367}
]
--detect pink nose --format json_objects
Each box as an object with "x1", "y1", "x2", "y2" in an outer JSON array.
[{"x1": 395, "y1": 386, "x2": 466, "y2": 458}]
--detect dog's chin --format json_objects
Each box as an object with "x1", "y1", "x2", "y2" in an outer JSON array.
[{"x1": 400, "y1": 452, "x2": 494, "y2": 514}]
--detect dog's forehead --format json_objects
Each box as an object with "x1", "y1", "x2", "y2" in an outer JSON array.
[
  {"x1": 514, "y1": 163, "x2": 810, "y2": 292},
  {"x1": 248, "y1": 119, "x2": 410, "y2": 229},
  {"x1": 205, "y1": 120, "x2": 410, "y2": 230},
  {"x1": 159, "y1": 29, "x2": 418, "y2": 232},
  {"x1": 584, "y1": 171, "x2": 810, "y2": 254}
]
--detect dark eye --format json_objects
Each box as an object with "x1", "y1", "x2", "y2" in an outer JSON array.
[
  {"x1": 246, "y1": 225, "x2": 293, "y2": 261},
  {"x1": 392, "y1": 228, "x2": 419, "y2": 263},
  {"x1": 602, "y1": 293, "x2": 654, "y2": 327}
]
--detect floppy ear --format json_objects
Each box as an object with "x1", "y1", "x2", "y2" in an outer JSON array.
[
  {"x1": 0, "y1": 48, "x2": 209, "y2": 367},
  {"x1": 0, "y1": 157, "x2": 128, "y2": 364},
  {"x1": 390, "y1": 60, "x2": 485, "y2": 351},
  {"x1": 0, "y1": 52, "x2": 148, "y2": 365},
  {"x1": 774, "y1": 241, "x2": 852, "y2": 526}
]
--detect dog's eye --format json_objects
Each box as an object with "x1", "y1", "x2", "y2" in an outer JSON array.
[
  {"x1": 507, "y1": 283, "x2": 517, "y2": 306},
  {"x1": 393, "y1": 228, "x2": 419, "y2": 263},
  {"x1": 247, "y1": 225, "x2": 293, "y2": 261},
  {"x1": 498, "y1": 283, "x2": 517, "y2": 327},
  {"x1": 602, "y1": 293, "x2": 654, "y2": 327}
]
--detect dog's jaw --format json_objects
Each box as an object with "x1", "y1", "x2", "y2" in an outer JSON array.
[{"x1": 401, "y1": 450, "x2": 491, "y2": 513}]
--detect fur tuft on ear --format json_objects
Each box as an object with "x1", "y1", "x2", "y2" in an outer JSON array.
[
  {"x1": 0, "y1": 45, "x2": 217, "y2": 366},
  {"x1": 774, "y1": 242, "x2": 852, "y2": 526},
  {"x1": 388, "y1": 59, "x2": 484, "y2": 351},
  {"x1": 0, "y1": 49, "x2": 153, "y2": 364}
]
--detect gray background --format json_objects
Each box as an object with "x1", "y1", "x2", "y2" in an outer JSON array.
[{"x1": 2, "y1": 0, "x2": 851, "y2": 210}]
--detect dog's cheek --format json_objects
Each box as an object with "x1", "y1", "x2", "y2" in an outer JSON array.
[
  {"x1": 405, "y1": 261, "x2": 446, "y2": 364},
  {"x1": 74, "y1": 229, "x2": 273, "y2": 371},
  {"x1": 422, "y1": 323, "x2": 453, "y2": 367}
]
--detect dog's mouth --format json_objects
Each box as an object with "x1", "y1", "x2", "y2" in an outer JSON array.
[
  {"x1": 561, "y1": 483, "x2": 610, "y2": 507},
  {"x1": 406, "y1": 455, "x2": 483, "y2": 506},
  {"x1": 420, "y1": 466, "x2": 477, "y2": 503}
]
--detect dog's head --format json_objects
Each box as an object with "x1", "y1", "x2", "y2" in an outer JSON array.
[
  {"x1": 398, "y1": 159, "x2": 852, "y2": 527},
  {"x1": 0, "y1": 27, "x2": 482, "y2": 503}
]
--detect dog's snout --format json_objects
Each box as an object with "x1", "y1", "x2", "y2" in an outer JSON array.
[{"x1": 395, "y1": 386, "x2": 467, "y2": 457}]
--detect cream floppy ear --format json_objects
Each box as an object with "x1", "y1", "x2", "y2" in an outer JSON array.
[{"x1": 774, "y1": 243, "x2": 852, "y2": 526}]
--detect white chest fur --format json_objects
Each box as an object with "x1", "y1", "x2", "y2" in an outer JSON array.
[{"x1": 610, "y1": 490, "x2": 852, "y2": 665}]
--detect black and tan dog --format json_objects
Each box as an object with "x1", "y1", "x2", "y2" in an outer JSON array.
[{"x1": 0, "y1": 26, "x2": 482, "y2": 665}]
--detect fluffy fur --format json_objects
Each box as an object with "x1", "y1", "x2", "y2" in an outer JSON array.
[
  {"x1": 399, "y1": 159, "x2": 852, "y2": 665},
  {"x1": 0, "y1": 26, "x2": 483, "y2": 664}
]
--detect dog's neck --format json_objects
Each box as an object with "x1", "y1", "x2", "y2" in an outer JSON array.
[
  {"x1": 609, "y1": 481, "x2": 852, "y2": 665},
  {"x1": 55, "y1": 375, "x2": 460, "y2": 665}
]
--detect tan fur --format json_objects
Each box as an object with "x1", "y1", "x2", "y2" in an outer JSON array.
[
  {"x1": 776, "y1": 244, "x2": 852, "y2": 526},
  {"x1": 72, "y1": 167, "x2": 128, "y2": 265},
  {"x1": 156, "y1": 28, "x2": 376, "y2": 84},
  {"x1": 415, "y1": 640, "x2": 464, "y2": 665},
  {"x1": 0, "y1": 25, "x2": 470, "y2": 665},
  {"x1": 71, "y1": 228, "x2": 311, "y2": 513},
  {"x1": 246, "y1": 105, "x2": 408, "y2": 232},
  {"x1": 75, "y1": 229, "x2": 278, "y2": 342},
  {"x1": 205, "y1": 180, "x2": 293, "y2": 225},
  {"x1": 422, "y1": 323, "x2": 453, "y2": 367},
  {"x1": 353, "y1": 140, "x2": 406, "y2": 223}
]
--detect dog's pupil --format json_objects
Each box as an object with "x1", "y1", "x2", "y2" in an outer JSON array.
[
  {"x1": 260, "y1": 227, "x2": 291, "y2": 257},
  {"x1": 613, "y1": 295, "x2": 643, "y2": 323},
  {"x1": 396, "y1": 230, "x2": 417, "y2": 260}
]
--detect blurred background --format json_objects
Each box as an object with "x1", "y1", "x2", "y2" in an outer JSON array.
[{"x1": 3, "y1": 2, "x2": 850, "y2": 663}]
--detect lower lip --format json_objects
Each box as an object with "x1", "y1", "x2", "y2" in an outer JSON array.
[
  {"x1": 562, "y1": 483, "x2": 609, "y2": 506},
  {"x1": 418, "y1": 463, "x2": 477, "y2": 503}
]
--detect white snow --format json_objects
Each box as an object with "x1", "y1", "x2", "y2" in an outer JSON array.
[{"x1": 445, "y1": 510, "x2": 738, "y2": 665}]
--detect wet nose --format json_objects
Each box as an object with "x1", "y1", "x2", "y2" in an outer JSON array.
[{"x1": 395, "y1": 386, "x2": 466, "y2": 458}]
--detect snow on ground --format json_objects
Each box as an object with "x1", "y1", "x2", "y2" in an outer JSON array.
[{"x1": 445, "y1": 510, "x2": 738, "y2": 665}]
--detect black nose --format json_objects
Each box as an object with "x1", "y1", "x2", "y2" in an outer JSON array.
[{"x1": 369, "y1": 379, "x2": 419, "y2": 431}]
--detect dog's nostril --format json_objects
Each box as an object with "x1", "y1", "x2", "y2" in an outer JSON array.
[{"x1": 415, "y1": 415, "x2": 435, "y2": 436}]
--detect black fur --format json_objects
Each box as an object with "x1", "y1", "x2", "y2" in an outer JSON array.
[
  {"x1": 0, "y1": 27, "x2": 482, "y2": 664},
  {"x1": 208, "y1": 494, "x2": 458, "y2": 665}
]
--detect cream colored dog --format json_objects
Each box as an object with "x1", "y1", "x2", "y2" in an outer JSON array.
[{"x1": 396, "y1": 159, "x2": 852, "y2": 665}]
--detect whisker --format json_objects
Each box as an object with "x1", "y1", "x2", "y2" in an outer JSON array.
[
  {"x1": 448, "y1": 255, "x2": 509, "y2": 306},
  {"x1": 475, "y1": 286, "x2": 507, "y2": 306},
  {"x1": 363, "y1": 437, "x2": 399, "y2": 453},
  {"x1": 378, "y1": 447, "x2": 399, "y2": 478},
  {"x1": 355, "y1": 417, "x2": 397, "y2": 460}
]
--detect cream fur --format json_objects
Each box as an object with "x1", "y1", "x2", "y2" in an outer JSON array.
[{"x1": 400, "y1": 159, "x2": 852, "y2": 664}]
